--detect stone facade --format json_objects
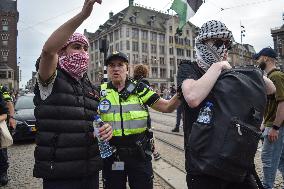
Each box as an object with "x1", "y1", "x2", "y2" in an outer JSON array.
[{"x1": 84, "y1": 2, "x2": 198, "y2": 91}]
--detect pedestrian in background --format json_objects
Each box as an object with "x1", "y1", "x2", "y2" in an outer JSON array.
[
  {"x1": 133, "y1": 64, "x2": 161, "y2": 161},
  {"x1": 0, "y1": 85, "x2": 15, "y2": 186},
  {"x1": 172, "y1": 104, "x2": 183, "y2": 132},
  {"x1": 254, "y1": 47, "x2": 284, "y2": 189},
  {"x1": 33, "y1": 0, "x2": 112, "y2": 189}
]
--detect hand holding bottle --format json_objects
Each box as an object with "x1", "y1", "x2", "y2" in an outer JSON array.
[{"x1": 96, "y1": 122, "x2": 113, "y2": 141}]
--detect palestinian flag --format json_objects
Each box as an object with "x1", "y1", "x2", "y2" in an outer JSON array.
[{"x1": 171, "y1": 0, "x2": 203, "y2": 30}]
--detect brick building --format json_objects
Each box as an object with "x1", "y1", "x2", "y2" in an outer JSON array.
[{"x1": 0, "y1": 0, "x2": 19, "y2": 90}]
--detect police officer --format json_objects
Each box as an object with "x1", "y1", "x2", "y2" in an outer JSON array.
[
  {"x1": 100, "y1": 51, "x2": 180, "y2": 189},
  {"x1": 0, "y1": 85, "x2": 15, "y2": 186}
]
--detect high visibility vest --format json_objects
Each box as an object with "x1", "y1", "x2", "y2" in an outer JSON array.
[
  {"x1": 0, "y1": 86, "x2": 11, "y2": 101},
  {"x1": 100, "y1": 82, "x2": 154, "y2": 136}
]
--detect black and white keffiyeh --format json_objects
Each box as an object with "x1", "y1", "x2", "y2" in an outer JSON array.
[{"x1": 195, "y1": 20, "x2": 234, "y2": 71}]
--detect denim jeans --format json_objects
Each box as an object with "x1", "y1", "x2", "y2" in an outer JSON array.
[
  {"x1": 261, "y1": 127, "x2": 284, "y2": 189},
  {"x1": 175, "y1": 105, "x2": 183, "y2": 128}
]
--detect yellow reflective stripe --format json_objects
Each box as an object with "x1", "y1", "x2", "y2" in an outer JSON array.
[
  {"x1": 102, "y1": 110, "x2": 148, "y2": 122},
  {"x1": 137, "y1": 87, "x2": 156, "y2": 104},
  {"x1": 107, "y1": 104, "x2": 145, "y2": 114},
  {"x1": 113, "y1": 127, "x2": 147, "y2": 136},
  {"x1": 107, "y1": 119, "x2": 147, "y2": 130}
]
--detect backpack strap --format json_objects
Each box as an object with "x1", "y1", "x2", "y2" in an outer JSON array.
[{"x1": 251, "y1": 164, "x2": 265, "y2": 189}]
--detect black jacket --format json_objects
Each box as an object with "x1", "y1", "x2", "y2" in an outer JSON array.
[{"x1": 33, "y1": 69, "x2": 102, "y2": 179}]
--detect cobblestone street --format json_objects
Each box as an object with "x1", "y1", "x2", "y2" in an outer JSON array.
[{"x1": 2, "y1": 110, "x2": 284, "y2": 188}]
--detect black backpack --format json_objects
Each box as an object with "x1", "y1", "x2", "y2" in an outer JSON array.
[{"x1": 188, "y1": 66, "x2": 267, "y2": 182}]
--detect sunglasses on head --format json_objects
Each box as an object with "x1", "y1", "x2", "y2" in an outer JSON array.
[{"x1": 213, "y1": 39, "x2": 232, "y2": 50}]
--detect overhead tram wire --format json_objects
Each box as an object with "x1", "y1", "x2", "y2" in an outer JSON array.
[
  {"x1": 219, "y1": 0, "x2": 273, "y2": 11},
  {"x1": 19, "y1": 6, "x2": 81, "y2": 32}
]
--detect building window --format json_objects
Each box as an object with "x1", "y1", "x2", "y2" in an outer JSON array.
[
  {"x1": 95, "y1": 40, "x2": 98, "y2": 50},
  {"x1": 159, "y1": 57, "x2": 165, "y2": 65},
  {"x1": 142, "y1": 55, "x2": 148, "y2": 63},
  {"x1": 109, "y1": 32, "x2": 113, "y2": 43},
  {"x1": 90, "y1": 42, "x2": 94, "y2": 51},
  {"x1": 0, "y1": 71, "x2": 6, "y2": 79},
  {"x1": 150, "y1": 32, "x2": 157, "y2": 42},
  {"x1": 132, "y1": 41, "x2": 139, "y2": 52},
  {"x1": 2, "y1": 56, "x2": 7, "y2": 62},
  {"x1": 186, "y1": 30, "x2": 189, "y2": 35},
  {"x1": 169, "y1": 26, "x2": 172, "y2": 32},
  {"x1": 169, "y1": 47, "x2": 173, "y2": 55},
  {"x1": 170, "y1": 58, "x2": 174, "y2": 66},
  {"x1": 142, "y1": 30, "x2": 148, "y2": 40},
  {"x1": 126, "y1": 40, "x2": 130, "y2": 50},
  {"x1": 126, "y1": 28, "x2": 130, "y2": 37},
  {"x1": 2, "y1": 41, "x2": 8, "y2": 46},
  {"x1": 132, "y1": 54, "x2": 139, "y2": 64},
  {"x1": 160, "y1": 68, "x2": 166, "y2": 78},
  {"x1": 151, "y1": 44, "x2": 157, "y2": 54},
  {"x1": 120, "y1": 28, "x2": 123, "y2": 38},
  {"x1": 170, "y1": 69, "x2": 174, "y2": 78},
  {"x1": 115, "y1": 43, "x2": 119, "y2": 51},
  {"x1": 169, "y1": 36, "x2": 173, "y2": 43},
  {"x1": 109, "y1": 45, "x2": 113, "y2": 53},
  {"x1": 2, "y1": 19, "x2": 8, "y2": 26},
  {"x1": 142, "y1": 43, "x2": 148, "y2": 53},
  {"x1": 186, "y1": 50, "x2": 191, "y2": 57},
  {"x1": 151, "y1": 56, "x2": 157, "y2": 64},
  {"x1": 8, "y1": 71, "x2": 12, "y2": 79},
  {"x1": 1, "y1": 51, "x2": 8, "y2": 56},
  {"x1": 114, "y1": 30, "x2": 119, "y2": 41},
  {"x1": 151, "y1": 67, "x2": 158, "y2": 78},
  {"x1": 1, "y1": 34, "x2": 8, "y2": 40},
  {"x1": 132, "y1": 28, "x2": 139, "y2": 39},
  {"x1": 177, "y1": 48, "x2": 184, "y2": 56},
  {"x1": 120, "y1": 41, "x2": 123, "y2": 51},
  {"x1": 159, "y1": 45, "x2": 165, "y2": 55},
  {"x1": 91, "y1": 53, "x2": 94, "y2": 61},
  {"x1": 159, "y1": 34, "x2": 165, "y2": 43},
  {"x1": 2, "y1": 26, "x2": 8, "y2": 31}
]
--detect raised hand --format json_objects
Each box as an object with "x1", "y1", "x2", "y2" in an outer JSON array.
[{"x1": 81, "y1": 0, "x2": 101, "y2": 19}]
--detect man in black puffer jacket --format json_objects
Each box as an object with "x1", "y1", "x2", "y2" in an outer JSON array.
[{"x1": 33, "y1": 0, "x2": 112, "y2": 189}]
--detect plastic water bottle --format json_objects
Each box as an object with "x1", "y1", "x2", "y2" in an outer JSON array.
[
  {"x1": 196, "y1": 102, "x2": 214, "y2": 124},
  {"x1": 93, "y1": 115, "x2": 112, "y2": 158}
]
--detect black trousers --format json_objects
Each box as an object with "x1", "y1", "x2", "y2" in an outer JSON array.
[
  {"x1": 0, "y1": 148, "x2": 8, "y2": 174},
  {"x1": 103, "y1": 155, "x2": 153, "y2": 189},
  {"x1": 187, "y1": 174, "x2": 258, "y2": 189},
  {"x1": 43, "y1": 173, "x2": 99, "y2": 189}
]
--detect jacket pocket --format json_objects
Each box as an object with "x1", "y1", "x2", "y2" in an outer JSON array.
[{"x1": 219, "y1": 117, "x2": 261, "y2": 169}]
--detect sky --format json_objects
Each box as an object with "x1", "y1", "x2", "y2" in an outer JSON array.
[{"x1": 17, "y1": 0, "x2": 284, "y2": 88}]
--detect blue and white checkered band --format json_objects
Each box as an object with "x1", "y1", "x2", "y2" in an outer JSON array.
[
  {"x1": 98, "y1": 99, "x2": 111, "y2": 113},
  {"x1": 100, "y1": 90, "x2": 107, "y2": 97}
]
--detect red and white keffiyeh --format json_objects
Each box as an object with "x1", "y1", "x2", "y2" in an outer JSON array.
[
  {"x1": 58, "y1": 33, "x2": 90, "y2": 80},
  {"x1": 59, "y1": 52, "x2": 89, "y2": 80}
]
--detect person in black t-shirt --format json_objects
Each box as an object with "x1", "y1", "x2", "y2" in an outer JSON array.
[{"x1": 177, "y1": 20, "x2": 276, "y2": 189}]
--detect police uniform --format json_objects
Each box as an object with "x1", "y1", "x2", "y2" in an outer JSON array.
[{"x1": 100, "y1": 52, "x2": 160, "y2": 189}]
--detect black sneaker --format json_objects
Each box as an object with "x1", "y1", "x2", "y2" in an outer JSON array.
[
  {"x1": 0, "y1": 172, "x2": 8, "y2": 186},
  {"x1": 171, "y1": 127, "x2": 179, "y2": 132}
]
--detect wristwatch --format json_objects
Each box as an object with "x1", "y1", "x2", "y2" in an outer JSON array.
[{"x1": 272, "y1": 125, "x2": 280, "y2": 131}]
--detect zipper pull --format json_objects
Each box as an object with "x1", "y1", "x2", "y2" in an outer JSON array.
[{"x1": 236, "y1": 123, "x2": 242, "y2": 135}]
